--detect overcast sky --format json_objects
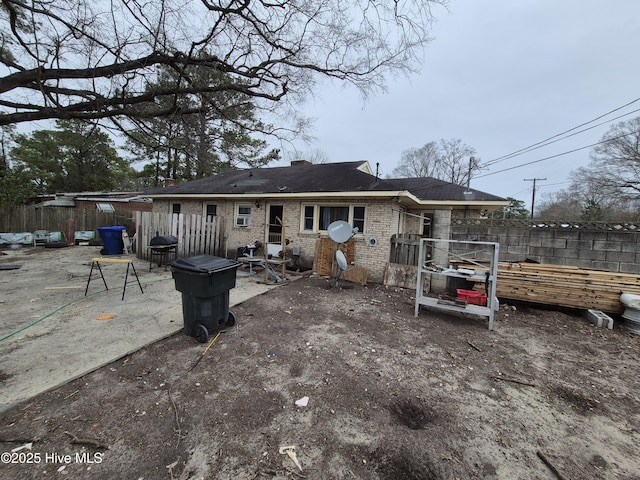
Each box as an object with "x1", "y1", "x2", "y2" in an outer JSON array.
[{"x1": 278, "y1": 0, "x2": 640, "y2": 208}]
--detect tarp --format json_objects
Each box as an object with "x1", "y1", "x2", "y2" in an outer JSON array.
[{"x1": 0, "y1": 233, "x2": 35, "y2": 245}]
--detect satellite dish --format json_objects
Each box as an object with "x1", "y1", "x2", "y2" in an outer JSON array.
[
  {"x1": 328, "y1": 220, "x2": 355, "y2": 243},
  {"x1": 336, "y1": 250, "x2": 347, "y2": 271},
  {"x1": 333, "y1": 249, "x2": 349, "y2": 288}
]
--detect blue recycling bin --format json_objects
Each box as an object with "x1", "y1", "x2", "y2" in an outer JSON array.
[{"x1": 97, "y1": 226, "x2": 126, "y2": 255}]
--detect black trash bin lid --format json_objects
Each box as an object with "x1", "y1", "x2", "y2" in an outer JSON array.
[{"x1": 171, "y1": 254, "x2": 240, "y2": 274}]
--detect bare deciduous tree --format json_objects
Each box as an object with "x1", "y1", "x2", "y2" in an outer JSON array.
[
  {"x1": 392, "y1": 141, "x2": 440, "y2": 178},
  {"x1": 391, "y1": 137, "x2": 478, "y2": 186},
  {"x1": 0, "y1": 0, "x2": 446, "y2": 127},
  {"x1": 536, "y1": 189, "x2": 585, "y2": 220},
  {"x1": 285, "y1": 148, "x2": 330, "y2": 165},
  {"x1": 586, "y1": 117, "x2": 640, "y2": 199},
  {"x1": 536, "y1": 117, "x2": 640, "y2": 221},
  {"x1": 437, "y1": 138, "x2": 477, "y2": 185}
]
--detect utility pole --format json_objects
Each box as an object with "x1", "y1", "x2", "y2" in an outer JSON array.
[
  {"x1": 524, "y1": 177, "x2": 546, "y2": 219},
  {"x1": 464, "y1": 156, "x2": 476, "y2": 195}
]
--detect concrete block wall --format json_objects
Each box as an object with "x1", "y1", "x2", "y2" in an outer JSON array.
[{"x1": 451, "y1": 224, "x2": 640, "y2": 274}]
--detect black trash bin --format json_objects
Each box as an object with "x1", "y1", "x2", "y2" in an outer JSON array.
[{"x1": 171, "y1": 254, "x2": 241, "y2": 343}]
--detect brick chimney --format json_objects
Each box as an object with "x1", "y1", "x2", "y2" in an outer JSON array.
[
  {"x1": 290, "y1": 160, "x2": 311, "y2": 166},
  {"x1": 164, "y1": 178, "x2": 176, "y2": 187}
]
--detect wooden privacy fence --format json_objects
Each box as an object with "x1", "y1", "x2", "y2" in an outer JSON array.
[
  {"x1": 389, "y1": 233, "x2": 422, "y2": 266},
  {"x1": 135, "y1": 211, "x2": 223, "y2": 260},
  {"x1": 0, "y1": 206, "x2": 130, "y2": 233},
  {"x1": 385, "y1": 234, "x2": 427, "y2": 289}
]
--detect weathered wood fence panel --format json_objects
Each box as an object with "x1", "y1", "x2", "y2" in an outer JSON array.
[
  {"x1": 389, "y1": 233, "x2": 422, "y2": 266},
  {"x1": 0, "y1": 207, "x2": 222, "y2": 259},
  {"x1": 135, "y1": 211, "x2": 222, "y2": 260},
  {"x1": 0, "y1": 206, "x2": 132, "y2": 233},
  {"x1": 313, "y1": 237, "x2": 355, "y2": 276},
  {"x1": 383, "y1": 263, "x2": 419, "y2": 289}
]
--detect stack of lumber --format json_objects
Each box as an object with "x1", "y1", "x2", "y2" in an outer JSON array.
[{"x1": 495, "y1": 263, "x2": 640, "y2": 314}]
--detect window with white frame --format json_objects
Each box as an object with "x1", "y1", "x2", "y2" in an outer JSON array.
[
  {"x1": 235, "y1": 203, "x2": 252, "y2": 227},
  {"x1": 302, "y1": 204, "x2": 366, "y2": 234},
  {"x1": 352, "y1": 206, "x2": 365, "y2": 233},
  {"x1": 303, "y1": 205, "x2": 314, "y2": 231}
]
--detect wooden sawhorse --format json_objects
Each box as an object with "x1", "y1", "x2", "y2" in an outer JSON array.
[{"x1": 85, "y1": 257, "x2": 144, "y2": 300}]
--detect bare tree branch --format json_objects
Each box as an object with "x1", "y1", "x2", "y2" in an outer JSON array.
[{"x1": 0, "y1": 0, "x2": 446, "y2": 126}]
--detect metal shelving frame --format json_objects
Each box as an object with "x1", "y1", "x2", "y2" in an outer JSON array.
[{"x1": 414, "y1": 238, "x2": 500, "y2": 330}]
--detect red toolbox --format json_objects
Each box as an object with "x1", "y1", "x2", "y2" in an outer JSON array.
[{"x1": 456, "y1": 289, "x2": 487, "y2": 306}]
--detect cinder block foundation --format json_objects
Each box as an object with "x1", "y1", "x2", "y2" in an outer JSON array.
[{"x1": 586, "y1": 309, "x2": 613, "y2": 329}]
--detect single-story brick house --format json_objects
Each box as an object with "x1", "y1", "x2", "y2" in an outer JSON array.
[{"x1": 145, "y1": 161, "x2": 507, "y2": 283}]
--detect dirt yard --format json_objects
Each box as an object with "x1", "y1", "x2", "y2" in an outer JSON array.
[{"x1": 1, "y1": 251, "x2": 639, "y2": 479}]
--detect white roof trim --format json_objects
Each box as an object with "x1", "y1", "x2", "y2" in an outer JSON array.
[
  {"x1": 147, "y1": 190, "x2": 508, "y2": 208},
  {"x1": 356, "y1": 161, "x2": 374, "y2": 175}
]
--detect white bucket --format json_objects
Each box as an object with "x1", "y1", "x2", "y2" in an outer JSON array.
[{"x1": 620, "y1": 293, "x2": 640, "y2": 335}]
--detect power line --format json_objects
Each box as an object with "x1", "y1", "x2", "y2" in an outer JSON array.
[
  {"x1": 484, "y1": 106, "x2": 640, "y2": 167},
  {"x1": 477, "y1": 143, "x2": 593, "y2": 178},
  {"x1": 538, "y1": 181, "x2": 570, "y2": 188},
  {"x1": 476, "y1": 128, "x2": 640, "y2": 179},
  {"x1": 505, "y1": 182, "x2": 571, "y2": 203},
  {"x1": 482, "y1": 96, "x2": 640, "y2": 167},
  {"x1": 507, "y1": 187, "x2": 531, "y2": 197},
  {"x1": 535, "y1": 181, "x2": 572, "y2": 191}
]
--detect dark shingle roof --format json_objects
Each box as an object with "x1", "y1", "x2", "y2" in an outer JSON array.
[
  {"x1": 378, "y1": 177, "x2": 504, "y2": 201},
  {"x1": 145, "y1": 161, "x2": 505, "y2": 202}
]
